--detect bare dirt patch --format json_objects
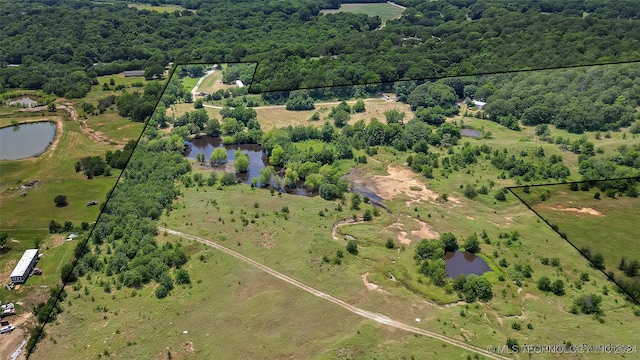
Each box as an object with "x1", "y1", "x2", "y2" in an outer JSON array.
[
  {"x1": 361, "y1": 273, "x2": 388, "y2": 294},
  {"x1": 555, "y1": 206, "x2": 604, "y2": 216},
  {"x1": 331, "y1": 218, "x2": 365, "y2": 241},
  {"x1": 384, "y1": 216, "x2": 439, "y2": 244},
  {"x1": 46, "y1": 234, "x2": 66, "y2": 248},
  {"x1": 351, "y1": 164, "x2": 461, "y2": 206},
  {"x1": 0, "y1": 312, "x2": 36, "y2": 360}
]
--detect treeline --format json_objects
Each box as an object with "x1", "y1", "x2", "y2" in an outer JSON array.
[
  {"x1": 3, "y1": 0, "x2": 640, "y2": 97},
  {"x1": 67, "y1": 125, "x2": 192, "y2": 300}
]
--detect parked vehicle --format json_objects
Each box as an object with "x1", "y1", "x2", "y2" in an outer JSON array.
[
  {"x1": 0, "y1": 325, "x2": 16, "y2": 334},
  {"x1": 0, "y1": 303, "x2": 13, "y2": 310},
  {"x1": 32, "y1": 268, "x2": 42, "y2": 275},
  {"x1": 2, "y1": 308, "x2": 16, "y2": 316},
  {"x1": 0, "y1": 320, "x2": 9, "y2": 326}
]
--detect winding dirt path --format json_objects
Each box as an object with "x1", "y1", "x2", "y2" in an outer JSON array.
[
  {"x1": 159, "y1": 227, "x2": 510, "y2": 360},
  {"x1": 331, "y1": 218, "x2": 366, "y2": 241}
]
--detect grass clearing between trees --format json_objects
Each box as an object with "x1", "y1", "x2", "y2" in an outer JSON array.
[{"x1": 320, "y1": 3, "x2": 405, "y2": 24}]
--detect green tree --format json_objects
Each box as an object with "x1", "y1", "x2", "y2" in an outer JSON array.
[
  {"x1": 205, "y1": 118, "x2": 221, "y2": 136},
  {"x1": 462, "y1": 274, "x2": 493, "y2": 302},
  {"x1": 351, "y1": 193, "x2": 361, "y2": 210},
  {"x1": 537, "y1": 276, "x2": 552, "y2": 292},
  {"x1": 49, "y1": 220, "x2": 62, "y2": 234},
  {"x1": 54, "y1": 194, "x2": 68, "y2": 207},
  {"x1": 234, "y1": 153, "x2": 250, "y2": 173},
  {"x1": 269, "y1": 145, "x2": 285, "y2": 166},
  {"x1": 464, "y1": 233, "x2": 480, "y2": 253},
  {"x1": 174, "y1": 268, "x2": 191, "y2": 285},
  {"x1": 210, "y1": 148, "x2": 227, "y2": 165},
  {"x1": 440, "y1": 232, "x2": 458, "y2": 252},
  {"x1": 385, "y1": 238, "x2": 395, "y2": 249},
  {"x1": 346, "y1": 240, "x2": 358, "y2": 255},
  {"x1": 352, "y1": 99, "x2": 365, "y2": 113}
]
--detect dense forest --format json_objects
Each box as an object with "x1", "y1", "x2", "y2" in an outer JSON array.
[{"x1": 2, "y1": 0, "x2": 640, "y2": 96}]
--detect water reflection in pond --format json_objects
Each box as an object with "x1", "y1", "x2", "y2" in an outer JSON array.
[
  {"x1": 444, "y1": 251, "x2": 491, "y2": 278},
  {"x1": 183, "y1": 136, "x2": 315, "y2": 196},
  {"x1": 0, "y1": 122, "x2": 56, "y2": 160}
]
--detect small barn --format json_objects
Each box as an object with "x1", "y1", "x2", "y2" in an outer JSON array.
[
  {"x1": 472, "y1": 100, "x2": 486, "y2": 109},
  {"x1": 124, "y1": 70, "x2": 145, "y2": 77},
  {"x1": 10, "y1": 249, "x2": 39, "y2": 284},
  {"x1": 235, "y1": 80, "x2": 244, "y2": 88}
]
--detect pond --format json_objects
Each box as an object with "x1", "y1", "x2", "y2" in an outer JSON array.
[
  {"x1": 460, "y1": 128, "x2": 483, "y2": 138},
  {"x1": 444, "y1": 251, "x2": 491, "y2": 278},
  {"x1": 184, "y1": 136, "x2": 314, "y2": 196},
  {"x1": 184, "y1": 136, "x2": 269, "y2": 185},
  {"x1": 8, "y1": 97, "x2": 38, "y2": 108},
  {"x1": 0, "y1": 122, "x2": 56, "y2": 160}
]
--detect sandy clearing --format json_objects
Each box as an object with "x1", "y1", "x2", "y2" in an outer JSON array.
[
  {"x1": 351, "y1": 164, "x2": 461, "y2": 206},
  {"x1": 384, "y1": 216, "x2": 439, "y2": 245},
  {"x1": 555, "y1": 206, "x2": 604, "y2": 216},
  {"x1": 0, "y1": 312, "x2": 36, "y2": 360}
]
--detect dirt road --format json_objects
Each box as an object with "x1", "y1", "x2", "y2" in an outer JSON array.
[{"x1": 159, "y1": 227, "x2": 511, "y2": 360}]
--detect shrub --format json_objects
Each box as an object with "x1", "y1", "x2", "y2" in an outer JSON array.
[
  {"x1": 54, "y1": 194, "x2": 68, "y2": 207},
  {"x1": 155, "y1": 284, "x2": 169, "y2": 299},
  {"x1": 346, "y1": 240, "x2": 358, "y2": 255},
  {"x1": 385, "y1": 238, "x2": 395, "y2": 249}
]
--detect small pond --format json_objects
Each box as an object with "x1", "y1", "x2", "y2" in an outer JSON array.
[
  {"x1": 184, "y1": 136, "x2": 269, "y2": 184},
  {"x1": 460, "y1": 128, "x2": 483, "y2": 138},
  {"x1": 8, "y1": 97, "x2": 38, "y2": 108},
  {"x1": 0, "y1": 122, "x2": 56, "y2": 160},
  {"x1": 184, "y1": 136, "x2": 314, "y2": 196},
  {"x1": 444, "y1": 251, "x2": 491, "y2": 278}
]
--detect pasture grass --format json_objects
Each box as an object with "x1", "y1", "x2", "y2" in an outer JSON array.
[
  {"x1": 320, "y1": 3, "x2": 405, "y2": 24},
  {"x1": 512, "y1": 184, "x2": 640, "y2": 283},
  {"x1": 127, "y1": 3, "x2": 190, "y2": 13}
]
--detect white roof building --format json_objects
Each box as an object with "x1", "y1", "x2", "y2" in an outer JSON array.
[
  {"x1": 472, "y1": 100, "x2": 486, "y2": 109},
  {"x1": 10, "y1": 249, "x2": 39, "y2": 284},
  {"x1": 236, "y1": 80, "x2": 244, "y2": 88}
]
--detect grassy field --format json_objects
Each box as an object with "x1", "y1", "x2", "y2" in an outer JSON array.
[
  {"x1": 127, "y1": 3, "x2": 190, "y2": 13},
  {"x1": 147, "y1": 165, "x2": 640, "y2": 357},
  {"x1": 511, "y1": 184, "x2": 640, "y2": 279},
  {"x1": 320, "y1": 3, "x2": 405, "y2": 24},
  {"x1": 239, "y1": 98, "x2": 412, "y2": 131},
  {"x1": 33, "y1": 232, "x2": 482, "y2": 360},
  {"x1": 75, "y1": 73, "x2": 153, "y2": 144},
  {"x1": 181, "y1": 77, "x2": 199, "y2": 93},
  {"x1": 195, "y1": 66, "x2": 233, "y2": 94}
]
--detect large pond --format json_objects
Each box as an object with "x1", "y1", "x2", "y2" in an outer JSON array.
[
  {"x1": 444, "y1": 251, "x2": 491, "y2": 278},
  {"x1": 0, "y1": 122, "x2": 56, "y2": 160}
]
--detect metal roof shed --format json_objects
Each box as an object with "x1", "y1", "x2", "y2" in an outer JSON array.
[{"x1": 10, "y1": 249, "x2": 39, "y2": 284}]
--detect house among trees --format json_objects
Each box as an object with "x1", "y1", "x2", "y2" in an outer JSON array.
[
  {"x1": 472, "y1": 100, "x2": 486, "y2": 109},
  {"x1": 123, "y1": 70, "x2": 145, "y2": 77},
  {"x1": 9, "y1": 249, "x2": 39, "y2": 284},
  {"x1": 236, "y1": 80, "x2": 244, "y2": 88}
]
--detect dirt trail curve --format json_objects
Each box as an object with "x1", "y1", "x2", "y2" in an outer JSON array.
[
  {"x1": 159, "y1": 227, "x2": 511, "y2": 360},
  {"x1": 331, "y1": 218, "x2": 366, "y2": 241}
]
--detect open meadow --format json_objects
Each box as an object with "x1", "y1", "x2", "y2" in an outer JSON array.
[{"x1": 320, "y1": 2, "x2": 405, "y2": 24}]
